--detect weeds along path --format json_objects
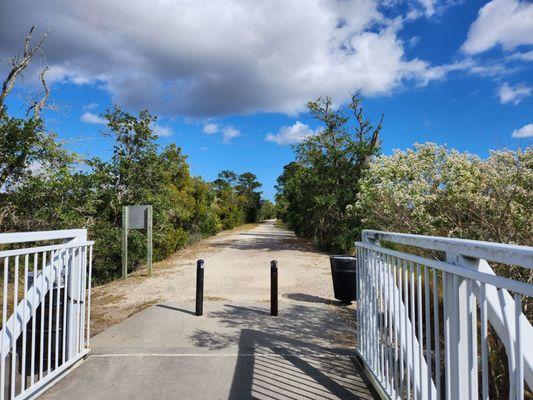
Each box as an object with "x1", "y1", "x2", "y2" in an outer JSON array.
[{"x1": 91, "y1": 220, "x2": 333, "y2": 335}]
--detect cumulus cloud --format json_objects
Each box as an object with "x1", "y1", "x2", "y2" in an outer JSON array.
[
  {"x1": 222, "y1": 127, "x2": 240, "y2": 143},
  {"x1": 498, "y1": 83, "x2": 532, "y2": 105},
  {"x1": 201, "y1": 122, "x2": 239, "y2": 142},
  {"x1": 462, "y1": 0, "x2": 533, "y2": 54},
  {"x1": 80, "y1": 112, "x2": 107, "y2": 125},
  {"x1": 83, "y1": 102, "x2": 98, "y2": 111},
  {"x1": 0, "y1": 0, "x2": 464, "y2": 117},
  {"x1": 203, "y1": 123, "x2": 220, "y2": 134},
  {"x1": 507, "y1": 51, "x2": 533, "y2": 62},
  {"x1": 152, "y1": 123, "x2": 173, "y2": 137},
  {"x1": 266, "y1": 121, "x2": 321, "y2": 145},
  {"x1": 511, "y1": 123, "x2": 533, "y2": 138}
]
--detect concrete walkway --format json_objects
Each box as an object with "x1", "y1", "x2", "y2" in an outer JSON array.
[
  {"x1": 41, "y1": 301, "x2": 377, "y2": 399},
  {"x1": 40, "y1": 221, "x2": 378, "y2": 399}
]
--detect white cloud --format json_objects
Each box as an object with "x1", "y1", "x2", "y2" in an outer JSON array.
[
  {"x1": 80, "y1": 112, "x2": 107, "y2": 125},
  {"x1": 83, "y1": 102, "x2": 98, "y2": 111},
  {"x1": 508, "y1": 51, "x2": 533, "y2": 62},
  {"x1": 266, "y1": 121, "x2": 321, "y2": 145},
  {"x1": 152, "y1": 123, "x2": 173, "y2": 137},
  {"x1": 0, "y1": 0, "x2": 464, "y2": 117},
  {"x1": 222, "y1": 127, "x2": 240, "y2": 143},
  {"x1": 201, "y1": 121, "x2": 239, "y2": 142},
  {"x1": 511, "y1": 123, "x2": 533, "y2": 138},
  {"x1": 203, "y1": 123, "x2": 220, "y2": 134},
  {"x1": 498, "y1": 83, "x2": 532, "y2": 105},
  {"x1": 462, "y1": 0, "x2": 533, "y2": 54}
]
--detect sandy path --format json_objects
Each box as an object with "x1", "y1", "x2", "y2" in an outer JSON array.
[{"x1": 91, "y1": 220, "x2": 335, "y2": 334}]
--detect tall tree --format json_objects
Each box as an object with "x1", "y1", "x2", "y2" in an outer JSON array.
[{"x1": 276, "y1": 94, "x2": 382, "y2": 251}]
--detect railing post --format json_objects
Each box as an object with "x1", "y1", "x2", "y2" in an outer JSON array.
[
  {"x1": 66, "y1": 230, "x2": 87, "y2": 360},
  {"x1": 444, "y1": 253, "x2": 478, "y2": 400}
]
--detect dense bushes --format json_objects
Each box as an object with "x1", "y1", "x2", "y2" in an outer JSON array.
[
  {"x1": 0, "y1": 105, "x2": 263, "y2": 283},
  {"x1": 0, "y1": 31, "x2": 266, "y2": 284},
  {"x1": 355, "y1": 142, "x2": 532, "y2": 246},
  {"x1": 276, "y1": 97, "x2": 532, "y2": 253}
]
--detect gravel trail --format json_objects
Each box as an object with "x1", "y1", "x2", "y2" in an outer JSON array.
[{"x1": 91, "y1": 220, "x2": 335, "y2": 334}]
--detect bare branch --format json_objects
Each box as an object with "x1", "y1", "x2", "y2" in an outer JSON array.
[
  {"x1": 0, "y1": 26, "x2": 49, "y2": 113},
  {"x1": 27, "y1": 66, "x2": 50, "y2": 120}
]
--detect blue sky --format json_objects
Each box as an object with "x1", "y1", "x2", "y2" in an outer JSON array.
[{"x1": 1, "y1": 0, "x2": 532, "y2": 200}]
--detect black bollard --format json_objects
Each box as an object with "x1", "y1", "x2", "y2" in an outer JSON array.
[
  {"x1": 271, "y1": 260, "x2": 278, "y2": 316},
  {"x1": 196, "y1": 259, "x2": 204, "y2": 316}
]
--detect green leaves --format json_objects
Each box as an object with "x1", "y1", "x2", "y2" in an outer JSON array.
[
  {"x1": 1, "y1": 104, "x2": 265, "y2": 284},
  {"x1": 277, "y1": 95, "x2": 382, "y2": 252}
]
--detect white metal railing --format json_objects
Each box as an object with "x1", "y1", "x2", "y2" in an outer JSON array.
[
  {"x1": 0, "y1": 230, "x2": 94, "y2": 400},
  {"x1": 355, "y1": 230, "x2": 533, "y2": 400}
]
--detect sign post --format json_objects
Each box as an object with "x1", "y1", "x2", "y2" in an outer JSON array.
[
  {"x1": 122, "y1": 205, "x2": 153, "y2": 279},
  {"x1": 122, "y1": 206, "x2": 129, "y2": 279}
]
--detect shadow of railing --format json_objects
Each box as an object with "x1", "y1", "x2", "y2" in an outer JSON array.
[{"x1": 189, "y1": 303, "x2": 378, "y2": 399}]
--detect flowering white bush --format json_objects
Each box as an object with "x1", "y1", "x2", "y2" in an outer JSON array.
[{"x1": 356, "y1": 142, "x2": 532, "y2": 246}]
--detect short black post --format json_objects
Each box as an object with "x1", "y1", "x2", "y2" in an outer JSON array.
[
  {"x1": 196, "y1": 259, "x2": 204, "y2": 316},
  {"x1": 271, "y1": 260, "x2": 278, "y2": 316}
]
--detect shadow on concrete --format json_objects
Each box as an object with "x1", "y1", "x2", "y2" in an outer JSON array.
[
  {"x1": 282, "y1": 292, "x2": 347, "y2": 306},
  {"x1": 190, "y1": 303, "x2": 377, "y2": 399},
  {"x1": 156, "y1": 304, "x2": 196, "y2": 316}
]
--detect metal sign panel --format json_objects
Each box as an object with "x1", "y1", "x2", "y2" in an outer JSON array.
[{"x1": 126, "y1": 205, "x2": 149, "y2": 229}]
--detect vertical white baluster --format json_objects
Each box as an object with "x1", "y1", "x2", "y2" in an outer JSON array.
[
  {"x1": 77, "y1": 248, "x2": 83, "y2": 351},
  {"x1": 391, "y1": 257, "x2": 399, "y2": 398},
  {"x1": 385, "y1": 254, "x2": 392, "y2": 394},
  {"x1": 54, "y1": 251, "x2": 61, "y2": 370},
  {"x1": 11, "y1": 255, "x2": 19, "y2": 400},
  {"x1": 369, "y1": 249, "x2": 373, "y2": 371},
  {"x1": 410, "y1": 261, "x2": 416, "y2": 400},
  {"x1": 443, "y1": 272, "x2": 449, "y2": 400},
  {"x1": 514, "y1": 293, "x2": 523, "y2": 400},
  {"x1": 47, "y1": 251, "x2": 53, "y2": 374},
  {"x1": 87, "y1": 245, "x2": 93, "y2": 348},
  {"x1": 369, "y1": 249, "x2": 374, "y2": 370},
  {"x1": 379, "y1": 253, "x2": 384, "y2": 381},
  {"x1": 417, "y1": 264, "x2": 423, "y2": 399},
  {"x1": 1, "y1": 257, "x2": 9, "y2": 400},
  {"x1": 362, "y1": 247, "x2": 367, "y2": 360},
  {"x1": 30, "y1": 253, "x2": 37, "y2": 387},
  {"x1": 398, "y1": 259, "x2": 404, "y2": 398},
  {"x1": 433, "y1": 269, "x2": 441, "y2": 400},
  {"x1": 39, "y1": 251, "x2": 45, "y2": 380},
  {"x1": 62, "y1": 250, "x2": 69, "y2": 364},
  {"x1": 365, "y1": 247, "x2": 370, "y2": 364},
  {"x1": 80, "y1": 246, "x2": 87, "y2": 350},
  {"x1": 479, "y1": 283, "x2": 488, "y2": 400},
  {"x1": 20, "y1": 254, "x2": 29, "y2": 393},
  {"x1": 358, "y1": 247, "x2": 362, "y2": 356},
  {"x1": 404, "y1": 260, "x2": 410, "y2": 400},
  {"x1": 424, "y1": 266, "x2": 432, "y2": 400}
]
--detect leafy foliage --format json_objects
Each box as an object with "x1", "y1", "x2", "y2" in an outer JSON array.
[
  {"x1": 276, "y1": 95, "x2": 381, "y2": 251},
  {"x1": 355, "y1": 142, "x2": 533, "y2": 246},
  {"x1": 0, "y1": 105, "x2": 263, "y2": 283}
]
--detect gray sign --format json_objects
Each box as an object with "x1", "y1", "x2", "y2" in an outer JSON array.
[{"x1": 126, "y1": 205, "x2": 150, "y2": 229}]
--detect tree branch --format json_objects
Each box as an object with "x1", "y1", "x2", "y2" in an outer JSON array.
[{"x1": 0, "y1": 26, "x2": 49, "y2": 114}]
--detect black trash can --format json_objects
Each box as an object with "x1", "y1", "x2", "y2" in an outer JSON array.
[{"x1": 330, "y1": 255, "x2": 357, "y2": 304}]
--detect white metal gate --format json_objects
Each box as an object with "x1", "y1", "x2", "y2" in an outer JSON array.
[
  {"x1": 355, "y1": 230, "x2": 533, "y2": 400},
  {"x1": 0, "y1": 230, "x2": 94, "y2": 399}
]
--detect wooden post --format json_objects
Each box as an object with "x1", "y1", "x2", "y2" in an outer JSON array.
[
  {"x1": 122, "y1": 206, "x2": 128, "y2": 280},
  {"x1": 147, "y1": 206, "x2": 153, "y2": 277}
]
